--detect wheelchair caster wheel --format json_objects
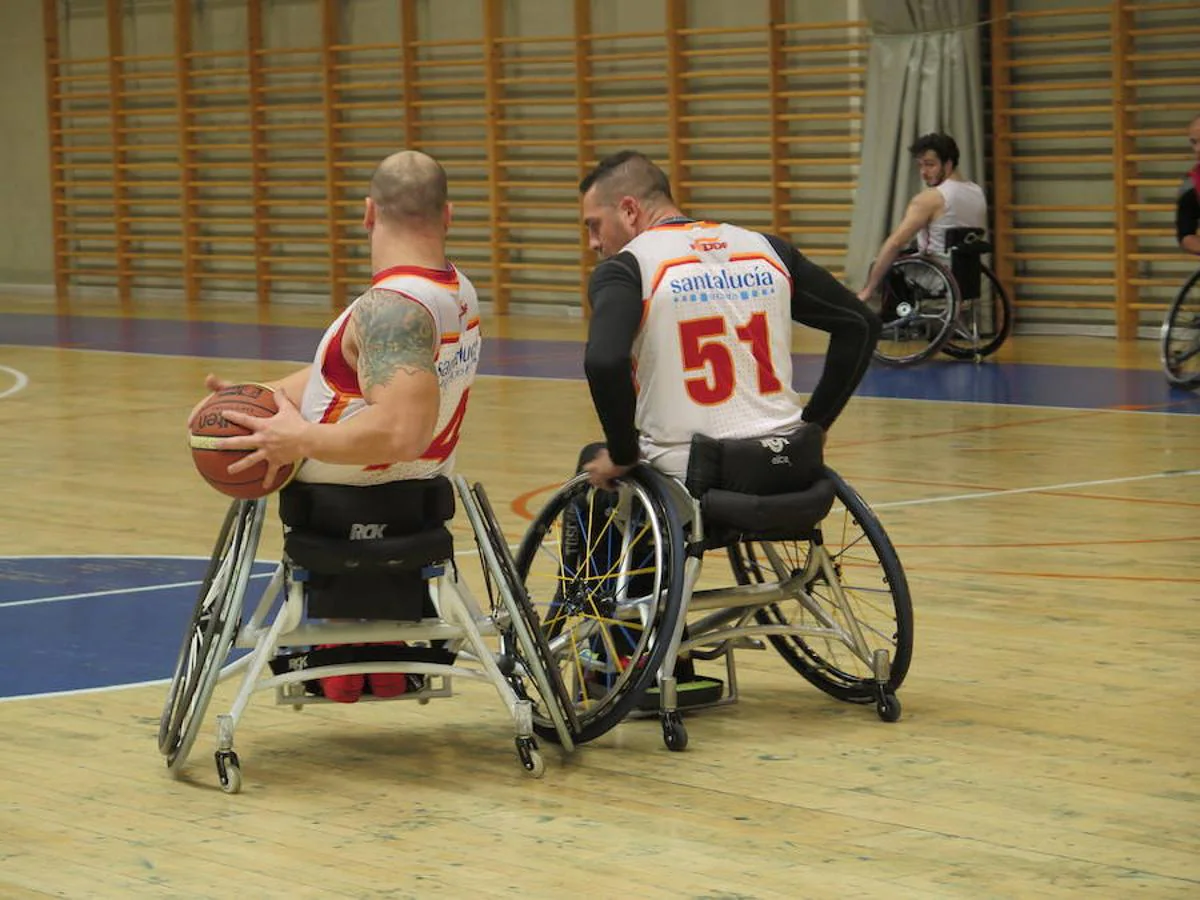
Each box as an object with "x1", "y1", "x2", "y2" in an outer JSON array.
[
  {"x1": 516, "y1": 736, "x2": 544, "y2": 778},
  {"x1": 215, "y1": 749, "x2": 243, "y2": 794},
  {"x1": 875, "y1": 692, "x2": 901, "y2": 723},
  {"x1": 662, "y1": 712, "x2": 688, "y2": 752}
]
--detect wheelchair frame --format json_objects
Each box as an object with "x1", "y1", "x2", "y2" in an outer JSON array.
[
  {"x1": 158, "y1": 476, "x2": 575, "y2": 793},
  {"x1": 515, "y1": 464, "x2": 913, "y2": 752},
  {"x1": 872, "y1": 234, "x2": 1013, "y2": 367},
  {"x1": 1161, "y1": 266, "x2": 1200, "y2": 389}
]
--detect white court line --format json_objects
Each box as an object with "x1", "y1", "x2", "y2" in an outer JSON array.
[
  {"x1": 868, "y1": 468, "x2": 1200, "y2": 511},
  {"x1": 0, "y1": 365, "x2": 29, "y2": 400},
  {"x1": 0, "y1": 547, "x2": 483, "y2": 610},
  {"x1": 0, "y1": 677, "x2": 170, "y2": 704},
  {"x1": 0, "y1": 572, "x2": 274, "y2": 610}
]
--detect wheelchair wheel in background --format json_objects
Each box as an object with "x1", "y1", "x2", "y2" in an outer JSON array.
[
  {"x1": 871, "y1": 255, "x2": 959, "y2": 366},
  {"x1": 728, "y1": 469, "x2": 912, "y2": 706},
  {"x1": 1161, "y1": 268, "x2": 1200, "y2": 388},
  {"x1": 514, "y1": 468, "x2": 686, "y2": 744},
  {"x1": 158, "y1": 499, "x2": 264, "y2": 775},
  {"x1": 941, "y1": 263, "x2": 1013, "y2": 360}
]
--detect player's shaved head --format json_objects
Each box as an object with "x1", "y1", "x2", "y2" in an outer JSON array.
[
  {"x1": 369, "y1": 150, "x2": 448, "y2": 224},
  {"x1": 579, "y1": 150, "x2": 673, "y2": 205}
]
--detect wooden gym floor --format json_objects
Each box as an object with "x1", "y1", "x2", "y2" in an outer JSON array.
[{"x1": 0, "y1": 292, "x2": 1197, "y2": 898}]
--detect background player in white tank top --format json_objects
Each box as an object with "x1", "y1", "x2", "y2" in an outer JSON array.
[
  {"x1": 857, "y1": 132, "x2": 988, "y2": 302},
  {"x1": 190, "y1": 150, "x2": 480, "y2": 490},
  {"x1": 578, "y1": 151, "x2": 880, "y2": 486}
]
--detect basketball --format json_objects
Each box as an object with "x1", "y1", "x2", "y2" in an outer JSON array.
[{"x1": 188, "y1": 383, "x2": 296, "y2": 499}]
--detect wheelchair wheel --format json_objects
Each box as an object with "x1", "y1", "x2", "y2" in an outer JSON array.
[
  {"x1": 941, "y1": 263, "x2": 1013, "y2": 360},
  {"x1": 871, "y1": 256, "x2": 959, "y2": 366},
  {"x1": 1161, "y1": 268, "x2": 1200, "y2": 388},
  {"x1": 467, "y1": 482, "x2": 579, "y2": 743},
  {"x1": 158, "y1": 499, "x2": 264, "y2": 774},
  {"x1": 729, "y1": 469, "x2": 912, "y2": 703},
  {"x1": 514, "y1": 468, "x2": 686, "y2": 744}
]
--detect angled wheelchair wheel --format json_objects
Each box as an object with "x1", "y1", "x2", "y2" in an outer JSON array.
[
  {"x1": 467, "y1": 481, "x2": 579, "y2": 744},
  {"x1": 942, "y1": 263, "x2": 1013, "y2": 360},
  {"x1": 1161, "y1": 268, "x2": 1200, "y2": 388},
  {"x1": 514, "y1": 468, "x2": 686, "y2": 744},
  {"x1": 729, "y1": 469, "x2": 912, "y2": 704},
  {"x1": 158, "y1": 499, "x2": 264, "y2": 775},
  {"x1": 872, "y1": 256, "x2": 959, "y2": 366}
]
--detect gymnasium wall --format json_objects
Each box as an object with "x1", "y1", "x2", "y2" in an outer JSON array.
[
  {"x1": 16, "y1": 0, "x2": 865, "y2": 315},
  {"x1": 5, "y1": 0, "x2": 1199, "y2": 336}
]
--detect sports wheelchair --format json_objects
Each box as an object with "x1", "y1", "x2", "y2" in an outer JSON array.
[
  {"x1": 158, "y1": 475, "x2": 577, "y2": 792},
  {"x1": 870, "y1": 227, "x2": 1013, "y2": 366},
  {"x1": 1161, "y1": 266, "x2": 1200, "y2": 388},
  {"x1": 512, "y1": 426, "x2": 913, "y2": 752}
]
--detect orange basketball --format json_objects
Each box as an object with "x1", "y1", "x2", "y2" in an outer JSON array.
[{"x1": 188, "y1": 384, "x2": 296, "y2": 500}]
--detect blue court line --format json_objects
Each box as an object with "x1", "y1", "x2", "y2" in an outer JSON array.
[{"x1": 2, "y1": 310, "x2": 1199, "y2": 413}]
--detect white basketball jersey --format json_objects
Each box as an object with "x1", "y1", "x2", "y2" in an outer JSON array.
[
  {"x1": 624, "y1": 221, "x2": 806, "y2": 478},
  {"x1": 296, "y1": 264, "x2": 481, "y2": 486},
  {"x1": 918, "y1": 179, "x2": 988, "y2": 256}
]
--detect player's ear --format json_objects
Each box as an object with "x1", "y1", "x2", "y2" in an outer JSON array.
[
  {"x1": 443, "y1": 201, "x2": 454, "y2": 233},
  {"x1": 618, "y1": 195, "x2": 639, "y2": 226},
  {"x1": 363, "y1": 197, "x2": 376, "y2": 231}
]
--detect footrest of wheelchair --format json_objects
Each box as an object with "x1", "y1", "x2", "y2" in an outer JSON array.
[{"x1": 635, "y1": 676, "x2": 725, "y2": 712}]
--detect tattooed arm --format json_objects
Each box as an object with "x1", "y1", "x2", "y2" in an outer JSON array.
[
  {"x1": 281, "y1": 289, "x2": 441, "y2": 465},
  {"x1": 221, "y1": 290, "x2": 441, "y2": 476}
]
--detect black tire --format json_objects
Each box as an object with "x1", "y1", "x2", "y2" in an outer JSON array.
[
  {"x1": 514, "y1": 467, "x2": 686, "y2": 744},
  {"x1": 729, "y1": 469, "x2": 912, "y2": 703},
  {"x1": 157, "y1": 499, "x2": 263, "y2": 773},
  {"x1": 1161, "y1": 268, "x2": 1200, "y2": 388},
  {"x1": 871, "y1": 255, "x2": 959, "y2": 366},
  {"x1": 941, "y1": 263, "x2": 1014, "y2": 360}
]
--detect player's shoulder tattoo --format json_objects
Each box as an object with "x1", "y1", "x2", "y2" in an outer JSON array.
[{"x1": 351, "y1": 288, "x2": 437, "y2": 390}]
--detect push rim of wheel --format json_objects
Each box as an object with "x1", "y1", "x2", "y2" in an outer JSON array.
[
  {"x1": 941, "y1": 263, "x2": 1013, "y2": 360},
  {"x1": 515, "y1": 469, "x2": 684, "y2": 744},
  {"x1": 732, "y1": 469, "x2": 913, "y2": 702},
  {"x1": 872, "y1": 256, "x2": 959, "y2": 366},
  {"x1": 1161, "y1": 269, "x2": 1200, "y2": 388}
]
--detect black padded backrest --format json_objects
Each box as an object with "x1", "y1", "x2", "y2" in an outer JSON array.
[
  {"x1": 945, "y1": 227, "x2": 989, "y2": 300},
  {"x1": 685, "y1": 424, "x2": 824, "y2": 499},
  {"x1": 278, "y1": 476, "x2": 455, "y2": 540}
]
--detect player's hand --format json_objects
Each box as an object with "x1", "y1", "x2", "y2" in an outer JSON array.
[
  {"x1": 221, "y1": 390, "x2": 309, "y2": 488},
  {"x1": 856, "y1": 287, "x2": 874, "y2": 304},
  {"x1": 186, "y1": 374, "x2": 235, "y2": 427},
  {"x1": 583, "y1": 448, "x2": 634, "y2": 490}
]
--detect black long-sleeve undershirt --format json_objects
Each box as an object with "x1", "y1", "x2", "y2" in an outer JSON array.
[{"x1": 583, "y1": 234, "x2": 881, "y2": 466}]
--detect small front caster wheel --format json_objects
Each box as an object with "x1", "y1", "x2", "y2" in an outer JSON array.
[
  {"x1": 215, "y1": 749, "x2": 242, "y2": 794},
  {"x1": 875, "y1": 692, "x2": 902, "y2": 723},
  {"x1": 662, "y1": 711, "x2": 688, "y2": 752},
  {"x1": 516, "y1": 736, "x2": 544, "y2": 778}
]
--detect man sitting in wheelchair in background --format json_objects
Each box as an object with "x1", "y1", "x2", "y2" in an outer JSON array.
[
  {"x1": 856, "y1": 132, "x2": 988, "y2": 307},
  {"x1": 573, "y1": 150, "x2": 880, "y2": 692}
]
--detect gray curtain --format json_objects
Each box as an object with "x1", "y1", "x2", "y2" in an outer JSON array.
[{"x1": 844, "y1": 0, "x2": 985, "y2": 289}]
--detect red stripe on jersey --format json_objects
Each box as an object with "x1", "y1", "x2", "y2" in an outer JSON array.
[
  {"x1": 648, "y1": 220, "x2": 718, "y2": 231},
  {"x1": 465, "y1": 316, "x2": 480, "y2": 331},
  {"x1": 319, "y1": 393, "x2": 352, "y2": 424},
  {"x1": 372, "y1": 264, "x2": 459, "y2": 289},
  {"x1": 321, "y1": 314, "x2": 361, "y2": 398}
]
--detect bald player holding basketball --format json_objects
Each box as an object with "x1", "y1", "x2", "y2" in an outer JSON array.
[
  {"x1": 192, "y1": 151, "x2": 480, "y2": 702},
  {"x1": 195, "y1": 150, "x2": 480, "y2": 490},
  {"x1": 577, "y1": 150, "x2": 880, "y2": 489}
]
